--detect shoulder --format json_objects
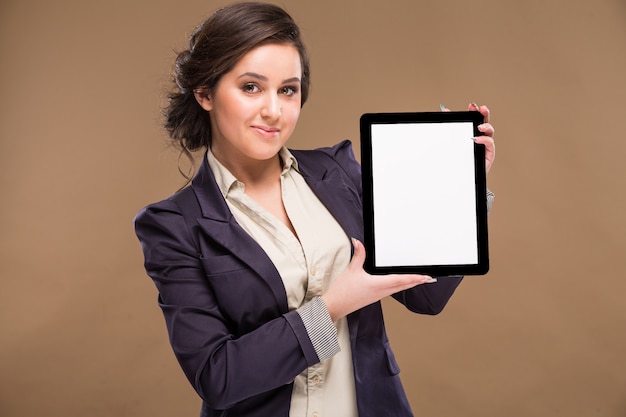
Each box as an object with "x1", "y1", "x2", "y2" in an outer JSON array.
[
  {"x1": 291, "y1": 139, "x2": 357, "y2": 166},
  {"x1": 133, "y1": 186, "x2": 199, "y2": 246},
  {"x1": 291, "y1": 140, "x2": 361, "y2": 191},
  {"x1": 134, "y1": 187, "x2": 192, "y2": 223}
]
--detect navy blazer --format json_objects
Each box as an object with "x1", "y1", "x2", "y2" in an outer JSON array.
[{"x1": 135, "y1": 140, "x2": 463, "y2": 417}]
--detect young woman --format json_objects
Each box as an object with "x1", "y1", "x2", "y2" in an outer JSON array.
[{"x1": 134, "y1": 2, "x2": 496, "y2": 416}]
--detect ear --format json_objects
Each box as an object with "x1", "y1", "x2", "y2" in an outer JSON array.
[{"x1": 193, "y1": 88, "x2": 213, "y2": 111}]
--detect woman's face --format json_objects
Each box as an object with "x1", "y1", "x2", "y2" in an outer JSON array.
[{"x1": 196, "y1": 43, "x2": 302, "y2": 168}]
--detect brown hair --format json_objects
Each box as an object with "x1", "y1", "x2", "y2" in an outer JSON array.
[{"x1": 163, "y1": 2, "x2": 310, "y2": 157}]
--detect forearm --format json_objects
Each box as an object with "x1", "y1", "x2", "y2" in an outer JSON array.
[
  {"x1": 180, "y1": 310, "x2": 316, "y2": 408},
  {"x1": 136, "y1": 204, "x2": 323, "y2": 409}
]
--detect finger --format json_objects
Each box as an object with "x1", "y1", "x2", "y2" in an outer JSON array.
[
  {"x1": 475, "y1": 136, "x2": 495, "y2": 158},
  {"x1": 473, "y1": 135, "x2": 495, "y2": 156},
  {"x1": 474, "y1": 135, "x2": 495, "y2": 148},
  {"x1": 350, "y1": 238, "x2": 366, "y2": 268},
  {"x1": 409, "y1": 275, "x2": 438, "y2": 285},
  {"x1": 439, "y1": 104, "x2": 451, "y2": 112},
  {"x1": 479, "y1": 105, "x2": 490, "y2": 124},
  {"x1": 477, "y1": 123, "x2": 495, "y2": 137},
  {"x1": 468, "y1": 103, "x2": 490, "y2": 124},
  {"x1": 473, "y1": 136, "x2": 495, "y2": 173},
  {"x1": 387, "y1": 274, "x2": 437, "y2": 290}
]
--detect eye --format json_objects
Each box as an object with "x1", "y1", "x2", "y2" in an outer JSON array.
[
  {"x1": 241, "y1": 83, "x2": 260, "y2": 94},
  {"x1": 279, "y1": 86, "x2": 299, "y2": 97}
]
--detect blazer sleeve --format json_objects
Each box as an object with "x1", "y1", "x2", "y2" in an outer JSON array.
[
  {"x1": 134, "y1": 200, "x2": 319, "y2": 410},
  {"x1": 391, "y1": 276, "x2": 463, "y2": 314}
]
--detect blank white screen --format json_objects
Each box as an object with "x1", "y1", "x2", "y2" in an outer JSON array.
[{"x1": 371, "y1": 122, "x2": 478, "y2": 266}]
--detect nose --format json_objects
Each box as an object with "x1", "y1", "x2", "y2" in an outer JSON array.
[{"x1": 260, "y1": 94, "x2": 281, "y2": 120}]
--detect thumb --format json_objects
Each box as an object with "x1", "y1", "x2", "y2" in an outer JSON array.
[{"x1": 350, "y1": 238, "x2": 366, "y2": 268}]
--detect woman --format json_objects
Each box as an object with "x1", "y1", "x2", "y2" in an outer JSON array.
[{"x1": 134, "y1": 2, "x2": 496, "y2": 416}]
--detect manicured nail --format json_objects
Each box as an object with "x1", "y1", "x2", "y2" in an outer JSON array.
[
  {"x1": 426, "y1": 277, "x2": 438, "y2": 283},
  {"x1": 439, "y1": 104, "x2": 446, "y2": 111},
  {"x1": 471, "y1": 102, "x2": 480, "y2": 110}
]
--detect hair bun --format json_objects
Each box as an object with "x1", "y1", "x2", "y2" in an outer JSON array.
[{"x1": 173, "y1": 49, "x2": 193, "y2": 93}]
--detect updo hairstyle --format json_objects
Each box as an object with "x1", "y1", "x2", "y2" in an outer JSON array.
[{"x1": 163, "y1": 2, "x2": 311, "y2": 152}]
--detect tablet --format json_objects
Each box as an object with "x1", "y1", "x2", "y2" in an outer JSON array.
[{"x1": 360, "y1": 111, "x2": 489, "y2": 276}]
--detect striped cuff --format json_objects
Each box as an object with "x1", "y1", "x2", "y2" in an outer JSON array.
[
  {"x1": 296, "y1": 297, "x2": 340, "y2": 362},
  {"x1": 486, "y1": 188, "x2": 495, "y2": 213}
]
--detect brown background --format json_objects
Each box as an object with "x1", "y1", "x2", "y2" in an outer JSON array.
[{"x1": 1, "y1": 0, "x2": 625, "y2": 416}]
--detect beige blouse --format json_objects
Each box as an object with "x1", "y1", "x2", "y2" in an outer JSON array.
[{"x1": 207, "y1": 148, "x2": 358, "y2": 417}]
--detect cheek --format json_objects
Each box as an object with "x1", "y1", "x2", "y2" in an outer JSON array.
[
  {"x1": 225, "y1": 100, "x2": 252, "y2": 123},
  {"x1": 283, "y1": 105, "x2": 301, "y2": 127},
  {"x1": 215, "y1": 92, "x2": 256, "y2": 122}
]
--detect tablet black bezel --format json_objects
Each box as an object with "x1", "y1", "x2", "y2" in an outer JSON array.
[{"x1": 360, "y1": 111, "x2": 489, "y2": 276}]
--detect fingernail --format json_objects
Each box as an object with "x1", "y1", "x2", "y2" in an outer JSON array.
[
  {"x1": 471, "y1": 102, "x2": 480, "y2": 110},
  {"x1": 439, "y1": 104, "x2": 446, "y2": 111},
  {"x1": 470, "y1": 137, "x2": 477, "y2": 141},
  {"x1": 426, "y1": 277, "x2": 438, "y2": 283}
]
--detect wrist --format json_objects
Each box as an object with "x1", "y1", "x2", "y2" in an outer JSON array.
[{"x1": 321, "y1": 293, "x2": 344, "y2": 322}]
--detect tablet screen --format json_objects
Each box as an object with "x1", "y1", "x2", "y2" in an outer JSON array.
[{"x1": 360, "y1": 112, "x2": 489, "y2": 276}]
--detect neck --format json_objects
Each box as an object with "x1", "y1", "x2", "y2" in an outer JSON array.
[{"x1": 212, "y1": 149, "x2": 283, "y2": 188}]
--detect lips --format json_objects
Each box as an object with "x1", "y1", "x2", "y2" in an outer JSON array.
[{"x1": 252, "y1": 125, "x2": 280, "y2": 138}]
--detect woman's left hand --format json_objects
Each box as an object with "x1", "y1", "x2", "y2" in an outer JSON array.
[
  {"x1": 442, "y1": 102, "x2": 496, "y2": 174},
  {"x1": 471, "y1": 102, "x2": 495, "y2": 174}
]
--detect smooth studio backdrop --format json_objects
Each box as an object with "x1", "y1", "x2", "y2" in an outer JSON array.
[{"x1": 1, "y1": 0, "x2": 625, "y2": 416}]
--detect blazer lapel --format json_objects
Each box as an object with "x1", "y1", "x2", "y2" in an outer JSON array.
[
  {"x1": 294, "y1": 151, "x2": 364, "y2": 243},
  {"x1": 190, "y1": 154, "x2": 289, "y2": 312},
  {"x1": 188, "y1": 149, "x2": 365, "y2": 315}
]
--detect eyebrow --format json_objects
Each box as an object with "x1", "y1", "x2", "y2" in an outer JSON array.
[{"x1": 237, "y1": 72, "x2": 301, "y2": 84}]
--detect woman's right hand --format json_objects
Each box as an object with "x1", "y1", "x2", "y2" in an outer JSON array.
[{"x1": 321, "y1": 239, "x2": 437, "y2": 322}]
